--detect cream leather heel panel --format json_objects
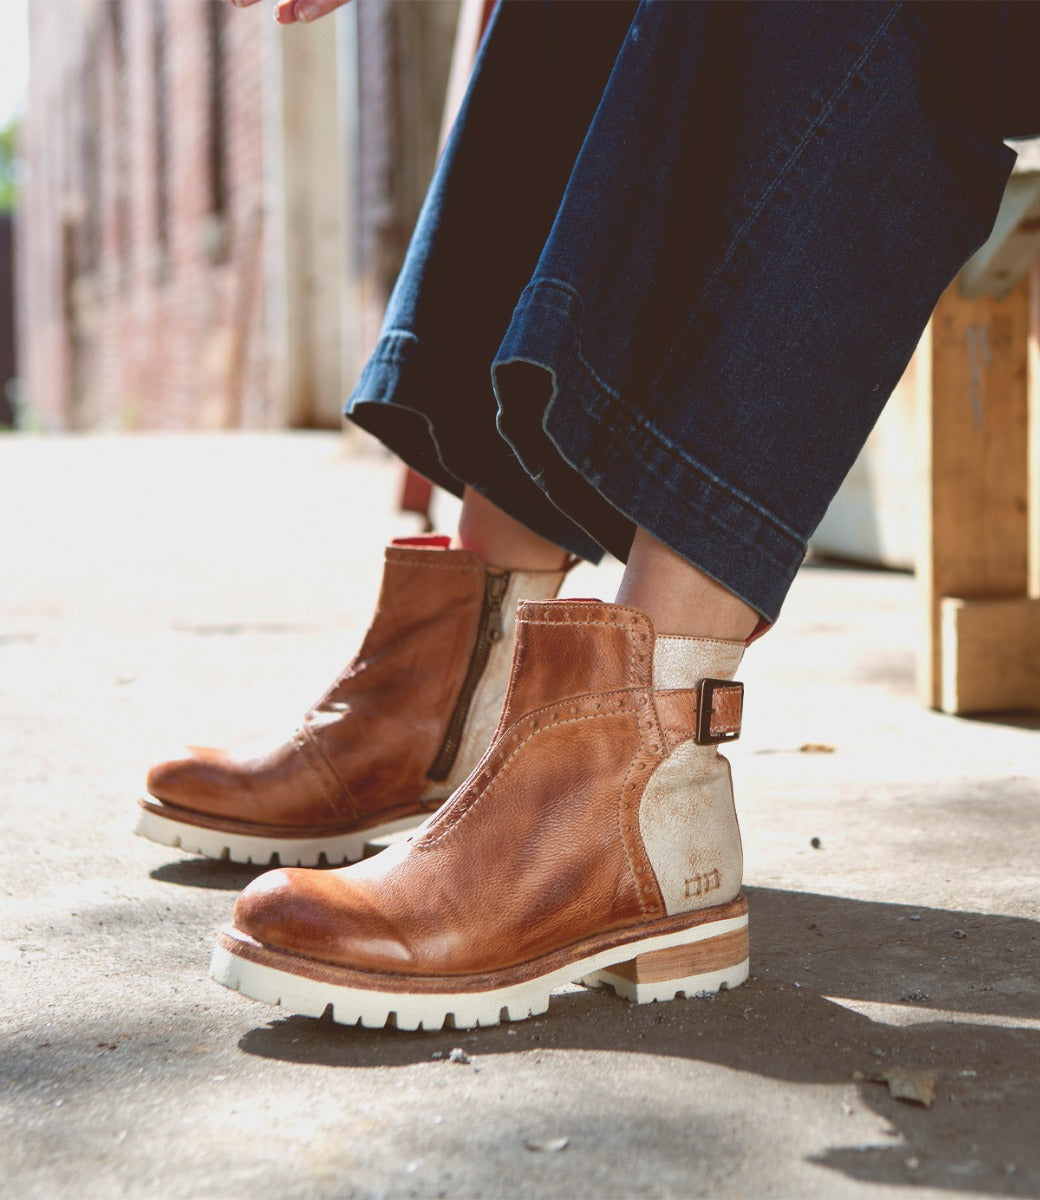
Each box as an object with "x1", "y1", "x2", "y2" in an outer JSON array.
[
  {"x1": 419, "y1": 569, "x2": 564, "y2": 802},
  {"x1": 653, "y1": 636, "x2": 744, "y2": 689},
  {"x1": 638, "y1": 746, "x2": 742, "y2": 916}
]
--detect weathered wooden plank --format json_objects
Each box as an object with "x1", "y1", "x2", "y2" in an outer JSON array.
[
  {"x1": 939, "y1": 596, "x2": 1040, "y2": 713},
  {"x1": 918, "y1": 277, "x2": 1031, "y2": 708},
  {"x1": 1029, "y1": 262, "x2": 1040, "y2": 601},
  {"x1": 960, "y1": 173, "x2": 1040, "y2": 301}
]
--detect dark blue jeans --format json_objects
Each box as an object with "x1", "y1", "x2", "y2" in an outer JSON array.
[{"x1": 347, "y1": 1, "x2": 1031, "y2": 622}]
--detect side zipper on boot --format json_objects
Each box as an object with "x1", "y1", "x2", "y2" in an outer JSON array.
[{"x1": 426, "y1": 568, "x2": 511, "y2": 783}]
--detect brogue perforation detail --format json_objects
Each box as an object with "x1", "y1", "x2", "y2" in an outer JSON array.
[
  {"x1": 615, "y1": 696, "x2": 668, "y2": 918},
  {"x1": 516, "y1": 603, "x2": 655, "y2": 690}
]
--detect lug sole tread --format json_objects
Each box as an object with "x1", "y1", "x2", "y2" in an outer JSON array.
[
  {"x1": 210, "y1": 910, "x2": 749, "y2": 1030},
  {"x1": 134, "y1": 805, "x2": 426, "y2": 867}
]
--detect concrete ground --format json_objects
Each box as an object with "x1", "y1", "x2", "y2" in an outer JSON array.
[{"x1": 2, "y1": 431, "x2": 1038, "y2": 1200}]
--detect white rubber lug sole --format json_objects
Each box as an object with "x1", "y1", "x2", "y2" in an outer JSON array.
[
  {"x1": 209, "y1": 912, "x2": 748, "y2": 1031},
  {"x1": 134, "y1": 805, "x2": 430, "y2": 867}
]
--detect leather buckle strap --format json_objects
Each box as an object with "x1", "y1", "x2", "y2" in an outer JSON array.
[{"x1": 695, "y1": 679, "x2": 743, "y2": 746}]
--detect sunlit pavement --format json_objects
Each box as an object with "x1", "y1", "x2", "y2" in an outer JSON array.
[{"x1": 2, "y1": 431, "x2": 1038, "y2": 1199}]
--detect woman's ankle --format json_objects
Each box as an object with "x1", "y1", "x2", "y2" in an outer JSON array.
[
  {"x1": 452, "y1": 487, "x2": 570, "y2": 571},
  {"x1": 616, "y1": 528, "x2": 759, "y2": 641}
]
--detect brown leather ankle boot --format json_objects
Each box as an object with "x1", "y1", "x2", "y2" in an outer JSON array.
[
  {"x1": 137, "y1": 536, "x2": 567, "y2": 866},
  {"x1": 210, "y1": 598, "x2": 749, "y2": 1029}
]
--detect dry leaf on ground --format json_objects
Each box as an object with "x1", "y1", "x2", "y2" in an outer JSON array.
[
  {"x1": 525, "y1": 1137, "x2": 569, "y2": 1153},
  {"x1": 854, "y1": 1067, "x2": 937, "y2": 1108}
]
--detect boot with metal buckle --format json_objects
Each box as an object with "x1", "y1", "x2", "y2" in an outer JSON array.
[{"x1": 211, "y1": 598, "x2": 749, "y2": 1029}]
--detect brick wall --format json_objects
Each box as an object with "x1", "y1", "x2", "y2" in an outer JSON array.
[
  {"x1": 19, "y1": 0, "x2": 459, "y2": 432},
  {"x1": 20, "y1": 0, "x2": 267, "y2": 430}
]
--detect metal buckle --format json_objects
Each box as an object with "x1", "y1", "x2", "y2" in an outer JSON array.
[{"x1": 695, "y1": 678, "x2": 743, "y2": 746}]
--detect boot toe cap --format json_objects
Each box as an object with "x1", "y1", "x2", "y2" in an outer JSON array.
[
  {"x1": 234, "y1": 868, "x2": 364, "y2": 959},
  {"x1": 146, "y1": 748, "x2": 235, "y2": 812},
  {"x1": 232, "y1": 866, "x2": 417, "y2": 971}
]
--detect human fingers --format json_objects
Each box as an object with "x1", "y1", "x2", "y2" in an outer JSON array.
[{"x1": 273, "y1": 0, "x2": 352, "y2": 24}]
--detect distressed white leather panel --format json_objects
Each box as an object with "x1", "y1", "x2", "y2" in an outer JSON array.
[
  {"x1": 653, "y1": 636, "x2": 744, "y2": 689},
  {"x1": 418, "y1": 567, "x2": 564, "y2": 803},
  {"x1": 639, "y1": 744, "x2": 742, "y2": 915}
]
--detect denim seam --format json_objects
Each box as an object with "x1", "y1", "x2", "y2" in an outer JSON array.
[
  {"x1": 349, "y1": 335, "x2": 465, "y2": 484},
  {"x1": 366, "y1": 329, "x2": 420, "y2": 369},
  {"x1": 353, "y1": 329, "x2": 606, "y2": 562},
  {"x1": 595, "y1": 396, "x2": 805, "y2": 552},
  {"x1": 355, "y1": 391, "x2": 466, "y2": 489},
  {"x1": 674, "y1": 3, "x2": 904, "y2": 355},
  {"x1": 633, "y1": 443, "x2": 801, "y2": 578},
  {"x1": 580, "y1": 416, "x2": 803, "y2": 583},
  {"x1": 495, "y1": 347, "x2": 801, "y2": 607},
  {"x1": 516, "y1": 278, "x2": 624, "y2": 402},
  {"x1": 509, "y1": 279, "x2": 804, "y2": 551}
]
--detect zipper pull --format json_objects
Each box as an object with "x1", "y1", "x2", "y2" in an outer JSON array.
[{"x1": 485, "y1": 570, "x2": 510, "y2": 643}]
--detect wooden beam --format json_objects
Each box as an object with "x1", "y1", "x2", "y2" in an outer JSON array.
[
  {"x1": 918, "y1": 276, "x2": 1032, "y2": 709},
  {"x1": 1029, "y1": 262, "x2": 1040, "y2": 600},
  {"x1": 939, "y1": 596, "x2": 1040, "y2": 713},
  {"x1": 960, "y1": 173, "x2": 1040, "y2": 301}
]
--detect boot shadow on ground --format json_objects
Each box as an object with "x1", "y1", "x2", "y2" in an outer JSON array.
[
  {"x1": 150, "y1": 858, "x2": 278, "y2": 891},
  {"x1": 238, "y1": 887, "x2": 1040, "y2": 1198},
  {"x1": 151, "y1": 851, "x2": 392, "y2": 892}
]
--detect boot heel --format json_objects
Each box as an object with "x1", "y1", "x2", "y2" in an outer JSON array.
[{"x1": 581, "y1": 925, "x2": 749, "y2": 1004}]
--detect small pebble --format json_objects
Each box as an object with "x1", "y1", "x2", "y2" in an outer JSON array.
[
  {"x1": 810, "y1": 837, "x2": 822, "y2": 849},
  {"x1": 447, "y1": 1047, "x2": 471, "y2": 1065},
  {"x1": 952, "y1": 929, "x2": 967, "y2": 939}
]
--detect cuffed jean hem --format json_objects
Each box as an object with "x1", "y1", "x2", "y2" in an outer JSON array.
[
  {"x1": 348, "y1": 330, "x2": 607, "y2": 565},
  {"x1": 494, "y1": 281, "x2": 804, "y2": 622},
  {"x1": 346, "y1": 1, "x2": 1029, "y2": 623}
]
